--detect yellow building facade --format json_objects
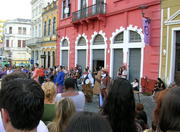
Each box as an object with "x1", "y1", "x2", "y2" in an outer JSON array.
[
  {"x1": 41, "y1": 0, "x2": 58, "y2": 68},
  {"x1": 160, "y1": 0, "x2": 180, "y2": 85}
]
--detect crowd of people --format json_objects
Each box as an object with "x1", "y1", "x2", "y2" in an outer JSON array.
[{"x1": 0, "y1": 63, "x2": 179, "y2": 132}]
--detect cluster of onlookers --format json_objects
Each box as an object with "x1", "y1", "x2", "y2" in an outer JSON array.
[
  {"x1": 0, "y1": 63, "x2": 180, "y2": 132},
  {"x1": 1, "y1": 71, "x2": 180, "y2": 132}
]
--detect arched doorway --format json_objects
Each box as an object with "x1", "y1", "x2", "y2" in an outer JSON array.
[
  {"x1": 92, "y1": 34, "x2": 105, "y2": 72},
  {"x1": 76, "y1": 37, "x2": 87, "y2": 71},
  {"x1": 60, "y1": 39, "x2": 69, "y2": 67},
  {"x1": 112, "y1": 32, "x2": 124, "y2": 78}
]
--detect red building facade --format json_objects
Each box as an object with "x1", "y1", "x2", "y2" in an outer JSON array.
[{"x1": 57, "y1": 0, "x2": 160, "y2": 81}]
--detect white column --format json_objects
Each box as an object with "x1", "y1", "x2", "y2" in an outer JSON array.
[
  {"x1": 50, "y1": 51, "x2": 53, "y2": 68},
  {"x1": 34, "y1": 50, "x2": 37, "y2": 63},
  {"x1": 39, "y1": 50, "x2": 43, "y2": 67}
]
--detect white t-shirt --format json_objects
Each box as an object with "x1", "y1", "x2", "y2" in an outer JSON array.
[
  {"x1": 55, "y1": 91, "x2": 85, "y2": 112},
  {"x1": 121, "y1": 70, "x2": 127, "y2": 79},
  {"x1": 0, "y1": 114, "x2": 49, "y2": 132}
]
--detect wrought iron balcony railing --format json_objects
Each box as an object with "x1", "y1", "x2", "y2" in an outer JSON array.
[{"x1": 72, "y1": 3, "x2": 106, "y2": 22}]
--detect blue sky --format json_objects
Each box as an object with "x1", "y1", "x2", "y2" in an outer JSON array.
[{"x1": 0, "y1": 0, "x2": 31, "y2": 20}]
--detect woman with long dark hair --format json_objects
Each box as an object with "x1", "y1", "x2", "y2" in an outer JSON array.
[{"x1": 102, "y1": 78, "x2": 142, "y2": 132}]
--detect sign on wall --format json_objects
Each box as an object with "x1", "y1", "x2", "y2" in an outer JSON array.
[
  {"x1": 143, "y1": 18, "x2": 151, "y2": 45},
  {"x1": 40, "y1": 55, "x2": 46, "y2": 58}
]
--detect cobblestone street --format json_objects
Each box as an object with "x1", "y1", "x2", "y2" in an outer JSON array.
[{"x1": 85, "y1": 93, "x2": 155, "y2": 126}]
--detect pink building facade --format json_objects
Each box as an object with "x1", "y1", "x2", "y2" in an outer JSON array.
[{"x1": 57, "y1": 0, "x2": 160, "y2": 81}]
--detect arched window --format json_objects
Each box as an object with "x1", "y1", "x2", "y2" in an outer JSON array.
[
  {"x1": 78, "y1": 37, "x2": 86, "y2": 46},
  {"x1": 114, "y1": 32, "x2": 123, "y2": 44},
  {"x1": 94, "y1": 34, "x2": 105, "y2": 45},
  {"x1": 62, "y1": 39, "x2": 68, "y2": 47},
  {"x1": 129, "y1": 31, "x2": 141, "y2": 42},
  {"x1": 48, "y1": 19, "x2": 51, "y2": 36},
  {"x1": 52, "y1": 17, "x2": 56, "y2": 34}
]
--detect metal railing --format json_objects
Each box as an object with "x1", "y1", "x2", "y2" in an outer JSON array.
[
  {"x1": 26, "y1": 37, "x2": 42, "y2": 46},
  {"x1": 72, "y1": 2, "x2": 106, "y2": 22}
]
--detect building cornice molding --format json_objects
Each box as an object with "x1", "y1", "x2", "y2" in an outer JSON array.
[
  {"x1": 106, "y1": 0, "x2": 160, "y2": 17},
  {"x1": 41, "y1": 46, "x2": 56, "y2": 50},
  {"x1": 164, "y1": 10, "x2": 180, "y2": 25}
]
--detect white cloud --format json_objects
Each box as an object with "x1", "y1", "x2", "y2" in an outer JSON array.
[{"x1": 0, "y1": 0, "x2": 31, "y2": 20}]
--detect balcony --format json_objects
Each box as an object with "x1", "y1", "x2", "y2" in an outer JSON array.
[
  {"x1": 72, "y1": 3, "x2": 106, "y2": 23},
  {"x1": 26, "y1": 37, "x2": 42, "y2": 47}
]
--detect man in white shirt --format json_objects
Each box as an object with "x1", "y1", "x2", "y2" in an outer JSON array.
[
  {"x1": 0, "y1": 78, "x2": 46, "y2": 132},
  {"x1": 0, "y1": 114, "x2": 48, "y2": 132},
  {"x1": 0, "y1": 72, "x2": 48, "y2": 132}
]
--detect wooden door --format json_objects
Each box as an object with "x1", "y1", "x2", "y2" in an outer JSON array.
[{"x1": 175, "y1": 31, "x2": 180, "y2": 85}]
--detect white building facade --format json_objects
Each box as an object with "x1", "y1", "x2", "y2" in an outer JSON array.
[
  {"x1": 3, "y1": 18, "x2": 31, "y2": 65},
  {"x1": 27, "y1": 0, "x2": 53, "y2": 65}
]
